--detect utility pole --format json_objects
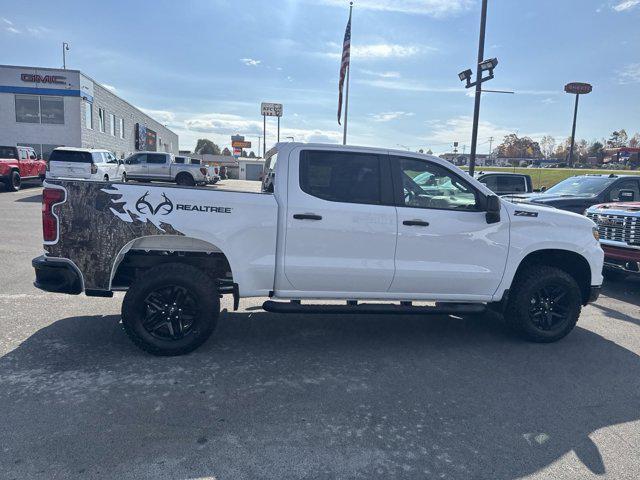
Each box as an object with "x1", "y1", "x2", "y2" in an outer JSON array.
[
  {"x1": 488, "y1": 136, "x2": 494, "y2": 156},
  {"x1": 468, "y1": 0, "x2": 488, "y2": 177}
]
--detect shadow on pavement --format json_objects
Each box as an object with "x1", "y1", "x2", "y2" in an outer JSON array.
[
  {"x1": 1, "y1": 311, "x2": 639, "y2": 479},
  {"x1": 14, "y1": 193, "x2": 42, "y2": 203},
  {"x1": 601, "y1": 276, "x2": 640, "y2": 308}
]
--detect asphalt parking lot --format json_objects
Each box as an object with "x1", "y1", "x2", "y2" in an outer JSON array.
[{"x1": 1, "y1": 182, "x2": 640, "y2": 480}]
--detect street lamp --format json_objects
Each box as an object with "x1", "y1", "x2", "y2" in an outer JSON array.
[
  {"x1": 457, "y1": 0, "x2": 494, "y2": 177},
  {"x1": 564, "y1": 82, "x2": 593, "y2": 168},
  {"x1": 62, "y1": 42, "x2": 70, "y2": 69}
]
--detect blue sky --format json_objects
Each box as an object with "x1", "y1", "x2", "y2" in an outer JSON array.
[{"x1": 2, "y1": 0, "x2": 640, "y2": 154}]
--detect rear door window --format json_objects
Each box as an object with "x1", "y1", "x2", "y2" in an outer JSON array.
[
  {"x1": 299, "y1": 150, "x2": 383, "y2": 205},
  {"x1": 146, "y1": 154, "x2": 166, "y2": 164},
  {"x1": 49, "y1": 150, "x2": 93, "y2": 163}
]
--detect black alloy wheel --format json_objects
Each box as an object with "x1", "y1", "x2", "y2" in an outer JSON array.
[
  {"x1": 528, "y1": 284, "x2": 572, "y2": 331},
  {"x1": 142, "y1": 285, "x2": 200, "y2": 340}
]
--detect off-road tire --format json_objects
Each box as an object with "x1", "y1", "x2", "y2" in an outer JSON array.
[
  {"x1": 7, "y1": 171, "x2": 21, "y2": 192},
  {"x1": 603, "y1": 268, "x2": 628, "y2": 282},
  {"x1": 121, "y1": 263, "x2": 220, "y2": 356},
  {"x1": 505, "y1": 265, "x2": 582, "y2": 343},
  {"x1": 176, "y1": 173, "x2": 195, "y2": 186}
]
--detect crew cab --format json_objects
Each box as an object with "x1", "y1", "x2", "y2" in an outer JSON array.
[
  {"x1": 476, "y1": 172, "x2": 534, "y2": 195},
  {"x1": 33, "y1": 143, "x2": 604, "y2": 355},
  {"x1": 47, "y1": 147, "x2": 123, "y2": 182},
  {"x1": 509, "y1": 174, "x2": 640, "y2": 213},
  {"x1": 122, "y1": 151, "x2": 209, "y2": 186},
  {"x1": 0, "y1": 145, "x2": 46, "y2": 192},
  {"x1": 586, "y1": 201, "x2": 640, "y2": 280}
]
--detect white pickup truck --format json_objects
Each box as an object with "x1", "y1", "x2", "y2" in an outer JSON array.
[
  {"x1": 122, "y1": 151, "x2": 209, "y2": 186},
  {"x1": 33, "y1": 143, "x2": 604, "y2": 355}
]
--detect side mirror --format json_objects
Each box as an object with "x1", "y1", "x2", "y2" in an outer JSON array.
[
  {"x1": 118, "y1": 160, "x2": 124, "y2": 165},
  {"x1": 486, "y1": 195, "x2": 501, "y2": 224},
  {"x1": 618, "y1": 189, "x2": 635, "y2": 202},
  {"x1": 540, "y1": 186, "x2": 547, "y2": 192}
]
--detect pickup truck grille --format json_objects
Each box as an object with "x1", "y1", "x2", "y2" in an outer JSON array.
[{"x1": 587, "y1": 212, "x2": 640, "y2": 246}]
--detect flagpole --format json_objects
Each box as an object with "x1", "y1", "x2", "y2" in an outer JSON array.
[{"x1": 342, "y1": 1, "x2": 353, "y2": 146}]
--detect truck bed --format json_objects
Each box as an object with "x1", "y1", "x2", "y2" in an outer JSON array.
[{"x1": 44, "y1": 179, "x2": 278, "y2": 296}]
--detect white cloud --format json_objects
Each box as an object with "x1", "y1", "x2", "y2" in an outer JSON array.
[
  {"x1": 357, "y1": 77, "x2": 461, "y2": 93},
  {"x1": 184, "y1": 113, "x2": 263, "y2": 135},
  {"x1": 138, "y1": 108, "x2": 176, "y2": 125},
  {"x1": 370, "y1": 111, "x2": 414, "y2": 122},
  {"x1": 240, "y1": 58, "x2": 261, "y2": 66},
  {"x1": 318, "y1": 0, "x2": 474, "y2": 17},
  {"x1": 423, "y1": 116, "x2": 515, "y2": 147},
  {"x1": 102, "y1": 84, "x2": 117, "y2": 93},
  {"x1": 360, "y1": 69, "x2": 401, "y2": 79},
  {"x1": 2, "y1": 17, "x2": 13, "y2": 25},
  {"x1": 541, "y1": 97, "x2": 556, "y2": 105},
  {"x1": 324, "y1": 42, "x2": 429, "y2": 60},
  {"x1": 619, "y1": 63, "x2": 640, "y2": 84},
  {"x1": 1, "y1": 18, "x2": 49, "y2": 35},
  {"x1": 612, "y1": 0, "x2": 640, "y2": 11}
]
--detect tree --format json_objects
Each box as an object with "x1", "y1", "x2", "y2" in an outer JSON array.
[
  {"x1": 240, "y1": 150, "x2": 247, "y2": 157},
  {"x1": 629, "y1": 133, "x2": 640, "y2": 148},
  {"x1": 221, "y1": 147, "x2": 231, "y2": 156},
  {"x1": 495, "y1": 134, "x2": 542, "y2": 158},
  {"x1": 194, "y1": 139, "x2": 221, "y2": 155},
  {"x1": 426, "y1": 149, "x2": 433, "y2": 155},
  {"x1": 607, "y1": 130, "x2": 628, "y2": 148},
  {"x1": 540, "y1": 135, "x2": 556, "y2": 159},
  {"x1": 588, "y1": 140, "x2": 605, "y2": 162},
  {"x1": 248, "y1": 151, "x2": 256, "y2": 158}
]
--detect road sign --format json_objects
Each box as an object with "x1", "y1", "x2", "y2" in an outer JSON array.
[
  {"x1": 564, "y1": 82, "x2": 592, "y2": 95},
  {"x1": 261, "y1": 102, "x2": 283, "y2": 117},
  {"x1": 232, "y1": 140, "x2": 252, "y2": 149}
]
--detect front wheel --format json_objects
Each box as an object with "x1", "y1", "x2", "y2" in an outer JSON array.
[
  {"x1": 505, "y1": 266, "x2": 582, "y2": 343},
  {"x1": 121, "y1": 263, "x2": 220, "y2": 356}
]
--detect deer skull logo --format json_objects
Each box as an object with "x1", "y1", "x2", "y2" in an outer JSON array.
[{"x1": 135, "y1": 191, "x2": 174, "y2": 216}]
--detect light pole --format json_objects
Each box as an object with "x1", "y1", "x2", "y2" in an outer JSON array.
[
  {"x1": 457, "y1": 0, "x2": 497, "y2": 177},
  {"x1": 564, "y1": 82, "x2": 592, "y2": 167},
  {"x1": 62, "y1": 42, "x2": 70, "y2": 69}
]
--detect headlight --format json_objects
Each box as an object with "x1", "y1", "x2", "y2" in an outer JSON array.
[{"x1": 592, "y1": 227, "x2": 600, "y2": 241}]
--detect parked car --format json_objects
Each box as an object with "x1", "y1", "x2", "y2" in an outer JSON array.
[
  {"x1": 586, "y1": 201, "x2": 640, "y2": 280},
  {"x1": 475, "y1": 172, "x2": 534, "y2": 196},
  {"x1": 0, "y1": 145, "x2": 46, "y2": 191},
  {"x1": 33, "y1": 143, "x2": 603, "y2": 355},
  {"x1": 508, "y1": 174, "x2": 640, "y2": 213},
  {"x1": 122, "y1": 152, "x2": 209, "y2": 186},
  {"x1": 47, "y1": 148, "x2": 123, "y2": 182}
]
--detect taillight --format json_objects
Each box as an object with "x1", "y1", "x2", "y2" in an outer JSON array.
[
  {"x1": 91, "y1": 163, "x2": 98, "y2": 174},
  {"x1": 42, "y1": 187, "x2": 65, "y2": 242},
  {"x1": 200, "y1": 167, "x2": 207, "y2": 175},
  {"x1": 214, "y1": 167, "x2": 219, "y2": 174}
]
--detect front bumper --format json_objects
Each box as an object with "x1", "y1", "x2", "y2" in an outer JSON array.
[
  {"x1": 32, "y1": 255, "x2": 83, "y2": 294},
  {"x1": 602, "y1": 244, "x2": 640, "y2": 276}
]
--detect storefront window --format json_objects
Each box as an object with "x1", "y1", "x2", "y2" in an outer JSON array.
[
  {"x1": 40, "y1": 96, "x2": 64, "y2": 124},
  {"x1": 15, "y1": 95, "x2": 40, "y2": 123}
]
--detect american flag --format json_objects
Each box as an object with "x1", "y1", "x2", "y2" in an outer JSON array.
[{"x1": 337, "y1": 10, "x2": 352, "y2": 125}]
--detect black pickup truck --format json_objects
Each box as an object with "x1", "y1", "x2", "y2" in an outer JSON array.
[
  {"x1": 476, "y1": 172, "x2": 534, "y2": 196},
  {"x1": 508, "y1": 174, "x2": 640, "y2": 214}
]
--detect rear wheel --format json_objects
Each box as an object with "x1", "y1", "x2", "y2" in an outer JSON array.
[
  {"x1": 505, "y1": 266, "x2": 582, "y2": 343},
  {"x1": 176, "y1": 173, "x2": 195, "y2": 186},
  {"x1": 6, "y1": 171, "x2": 21, "y2": 192},
  {"x1": 121, "y1": 263, "x2": 220, "y2": 356},
  {"x1": 103, "y1": 174, "x2": 109, "y2": 182}
]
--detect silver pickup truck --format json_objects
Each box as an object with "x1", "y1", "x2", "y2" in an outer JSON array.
[{"x1": 122, "y1": 151, "x2": 209, "y2": 186}]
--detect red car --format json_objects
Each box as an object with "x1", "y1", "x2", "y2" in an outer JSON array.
[{"x1": 0, "y1": 145, "x2": 47, "y2": 192}]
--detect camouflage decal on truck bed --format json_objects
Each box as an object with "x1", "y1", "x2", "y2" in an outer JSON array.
[{"x1": 46, "y1": 180, "x2": 183, "y2": 290}]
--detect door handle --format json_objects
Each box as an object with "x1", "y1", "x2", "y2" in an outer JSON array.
[
  {"x1": 403, "y1": 220, "x2": 429, "y2": 227},
  {"x1": 293, "y1": 214, "x2": 322, "y2": 221}
]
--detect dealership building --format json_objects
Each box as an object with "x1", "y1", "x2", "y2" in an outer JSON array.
[{"x1": 0, "y1": 64, "x2": 178, "y2": 159}]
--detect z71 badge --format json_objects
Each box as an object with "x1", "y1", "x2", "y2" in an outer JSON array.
[{"x1": 514, "y1": 210, "x2": 539, "y2": 217}]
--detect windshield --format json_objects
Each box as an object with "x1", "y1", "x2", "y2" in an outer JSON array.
[
  {"x1": 545, "y1": 177, "x2": 616, "y2": 196},
  {"x1": 0, "y1": 146, "x2": 17, "y2": 159}
]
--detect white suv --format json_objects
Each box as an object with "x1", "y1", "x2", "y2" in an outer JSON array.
[{"x1": 47, "y1": 148, "x2": 123, "y2": 182}]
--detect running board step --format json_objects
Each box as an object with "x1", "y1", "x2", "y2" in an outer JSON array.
[{"x1": 262, "y1": 300, "x2": 485, "y2": 315}]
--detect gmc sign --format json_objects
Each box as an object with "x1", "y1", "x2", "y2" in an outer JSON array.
[{"x1": 20, "y1": 73, "x2": 66, "y2": 84}]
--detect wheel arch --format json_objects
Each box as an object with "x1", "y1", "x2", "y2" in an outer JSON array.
[
  {"x1": 109, "y1": 235, "x2": 235, "y2": 290},
  {"x1": 512, "y1": 249, "x2": 592, "y2": 304}
]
